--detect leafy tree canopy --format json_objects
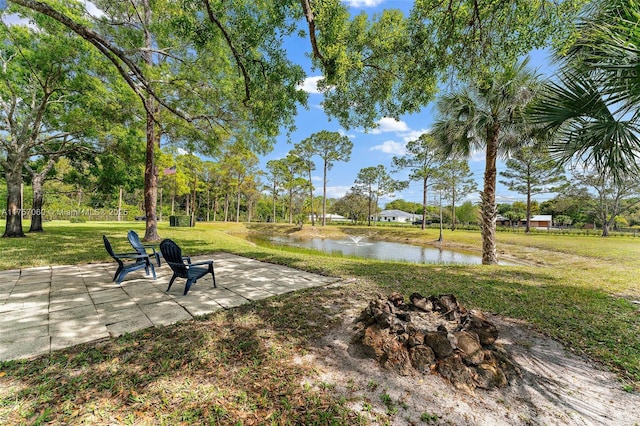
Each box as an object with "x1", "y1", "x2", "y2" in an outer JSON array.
[
  {"x1": 311, "y1": 0, "x2": 587, "y2": 129},
  {"x1": 9, "y1": 0, "x2": 308, "y2": 152}
]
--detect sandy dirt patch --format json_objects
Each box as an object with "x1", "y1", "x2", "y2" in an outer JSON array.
[{"x1": 300, "y1": 302, "x2": 640, "y2": 425}]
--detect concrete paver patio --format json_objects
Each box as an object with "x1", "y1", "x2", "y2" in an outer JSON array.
[{"x1": 0, "y1": 253, "x2": 341, "y2": 362}]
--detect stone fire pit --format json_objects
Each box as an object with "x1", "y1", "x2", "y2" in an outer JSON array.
[{"x1": 351, "y1": 292, "x2": 520, "y2": 391}]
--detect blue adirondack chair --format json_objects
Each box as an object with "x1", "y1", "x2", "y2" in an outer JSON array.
[
  {"x1": 127, "y1": 230, "x2": 162, "y2": 266},
  {"x1": 103, "y1": 235, "x2": 156, "y2": 285},
  {"x1": 160, "y1": 238, "x2": 216, "y2": 295}
]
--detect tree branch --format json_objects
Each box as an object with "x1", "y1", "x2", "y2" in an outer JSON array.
[
  {"x1": 300, "y1": 0, "x2": 325, "y2": 63},
  {"x1": 202, "y1": 0, "x2": 251, "y2": 106},
  {"x1": 8, "y1": 0, "x2": 195, "y2": 123}
]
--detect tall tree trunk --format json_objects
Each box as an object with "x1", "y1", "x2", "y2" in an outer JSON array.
[
  {"x1": 158, "y1": 187, "x2": 162, "y2": 222},
  {"x1": 451, "y1": 201, "x2": 456, "y2": 231},
  {"x1": 29, "y1": 174, "x2": 44, "y2": 232},
  {"x1": 236, "y1": 192, "x2": 241, "y2": 222},
  {"x1": 171, "y1": 186, "x2": 175, "y2": 215},
  {"x1": 3, "y1": 164, "x2": 25, "y2": 238},
  {"x1": 206, "y1": 190, "x2": 210, "y2": 222},
  {"x1": 141, "y1": 0, "x2": 160, "y2": 241},
  {"x1": 190, "y1": 183, "x2": 196, "y2": 227},
  {"x1": 481, "y1": 133, "x2": 499, "y2": 265},
  {"x1": 143, "y1": 107, "x2": 159, "y2": 240},
  {"x1": 373, "y1": 192, "x2": 380, "y2": 226},
  {"x1": 450, "y1": 185, "x2": 457, "y2": 231},
  {"x1": 25, "y1": 155, "x2": 58, "y2": 232},
  {"x1": 309, "y1": 165, "x2": 315, "y2": 226},
  {"x1": 224, "y1": 194, "x2": 229, "y2": 222},
  {"x1": 117, "y1": 186, "x2": 123, "y2": 221},
  {"x1": 272, "y1": 182, "x2": 277, "y2": 223},
  {"x1": 322, "y1": 161, "x2": 327, "y2": 226},
  {"x1": 601, "y1": 209, "x2": 612, "y2": 236},
  {"x1": 367, "y1": 185, "x2": 372, "y2": 226},
  {"x1": 421, "y1": 176, "x2": 428, "y2": 230},
  {"x1": 438, "y1": 191, "x2": 443, "y2": 242},
  {"x1": 525, "y1": 180, "x2": 532, "y2": 233},
  {"x1": 288, "y1": 189, "x2": 293, "y2": 224}
]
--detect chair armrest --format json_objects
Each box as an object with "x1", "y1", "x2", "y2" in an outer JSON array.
[
  {"x1": 188, "y1": 260, "x2": 214, "y2": 267},
  {"x1": 117, "y1": 251, "x2": 145, "y2": 256},
  {"x1": 115, "y1": 253, "x2": 151, "y2": 260}
]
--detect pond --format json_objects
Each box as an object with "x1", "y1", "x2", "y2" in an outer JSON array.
[{"x1": 250, "y1": 235, "x2": 516, "y2": 266}]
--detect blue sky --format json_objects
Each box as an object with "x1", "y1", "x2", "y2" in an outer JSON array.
[{"x1": 261, "y1": 0, "x2": 559, "y2": 208}]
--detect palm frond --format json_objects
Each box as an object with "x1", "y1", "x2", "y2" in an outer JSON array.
[
  {"x1": 563, "y1": 0, "x2": 640, "y2": 111},
  {"x1": 533, "y1": 67, "x2": 640, "y2": 184}
]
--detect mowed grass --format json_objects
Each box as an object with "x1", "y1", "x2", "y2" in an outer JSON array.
[{"x1": 1, "y1": 220, "x2": 639, "y2": 424}]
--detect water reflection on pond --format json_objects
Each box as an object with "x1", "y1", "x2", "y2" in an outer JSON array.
[{"x1": 250, "y1": 235, "x2": 514, "y2": 265}]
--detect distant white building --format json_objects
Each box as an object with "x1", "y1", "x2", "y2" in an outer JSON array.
[
  {"x1": 309, "y1": 213, "x2": 348, "y2": 222},
  {"x1": 372, "y1": 209, "x2": 418, "y2": 223}
]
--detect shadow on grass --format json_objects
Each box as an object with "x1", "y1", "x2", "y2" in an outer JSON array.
[{"x1": 0, "y1": 296, "x2": 358, "y2": 424}]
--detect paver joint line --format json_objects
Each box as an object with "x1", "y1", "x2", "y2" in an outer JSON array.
[{"x1": 0, "y1": 254, "x2": 341, "y2": 362}]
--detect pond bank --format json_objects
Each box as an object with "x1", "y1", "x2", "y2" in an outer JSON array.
[{"x1": 244, "y1": 223, "x2": 531, "y2": 266}]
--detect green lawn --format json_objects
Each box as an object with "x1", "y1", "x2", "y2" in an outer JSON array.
[{"x1": 0, "y1": 221, "x2": 639, "y2": 424}]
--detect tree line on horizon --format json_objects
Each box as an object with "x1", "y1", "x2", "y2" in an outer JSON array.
[{"x1": 3, "y1": 139, "x2": 638, "y2": 238}]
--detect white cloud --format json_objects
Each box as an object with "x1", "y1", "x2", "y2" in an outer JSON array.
[
  {"x1": 401, "y1": 129, "x2": 430, "y2": 143},
  {"x1": 496, "y1": 194, "x2": 520, "y2": 203},
  {"x1": 464, "y1": 191, "x2": 482, "y2": 202},
  {"x1": 339, "y1": 129, "x2": 356, "y2": 139},
  {"x1": 370, "y1": 117, "x2": 409, "y2": 134},
  {"x1": 469, "y1": 150, "x2": 485, "y2": 162},
  {"x1": 298, "y1": 76, "x2": 324, "y2": 94},
  {"x1": 343, "y1": 0, "x2": 386, "y2": 7},
  {"x1": 370, "y1": 140, "x2": 406, "y2": 156},
  {"x1": 325, "y1": 185, "x2": 351, "y2": 199}
]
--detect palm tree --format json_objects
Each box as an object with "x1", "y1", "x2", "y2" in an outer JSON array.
[
  {"x1": 433, "y1": 59, "x2": 541, "y2": 264},
  {"x1": 531, "y1": 0, "x2": 640, "y2": 185}
]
